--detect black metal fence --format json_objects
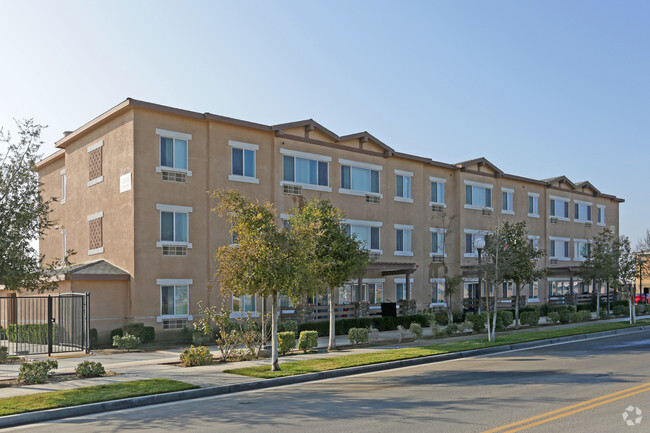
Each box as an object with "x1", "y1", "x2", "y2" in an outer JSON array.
[{"x1": 0, "y1": 293, "x2": 90, "y2": 356}]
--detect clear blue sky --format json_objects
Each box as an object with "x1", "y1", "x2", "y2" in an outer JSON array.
[{"x1": 1, "y1": 1, "x2": 648, "y2": 244}]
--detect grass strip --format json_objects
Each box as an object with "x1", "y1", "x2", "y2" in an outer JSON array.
[
  {"x1": 0, "y1": 378, "x2": 198, "y2": 416},
  {"x1": 225, "y1": 319, "x2": 650, "y2": 378}
]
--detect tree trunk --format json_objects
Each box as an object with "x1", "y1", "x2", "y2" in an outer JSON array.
[
  {"x1": 271, "y1": 292, "x2": 280, "y2": 371},
  {"x1": 606, "y1": 281, "x2": 610, "y2": 314},
  {"x1": 492, "y1": 289, "x2": 498, "y2": 342},
  {"x1": 630, "y1": 288, "x2": 636, "y2": 325},
  {"x1": 595, "y1": 279, "x2": 600, "y2": 319},
  {"x1": 515, "y1": 282, "x2": 521, "y2": 329},
  {"x1": 328, "y1": 286, "x2": 336, "y2": 350}
]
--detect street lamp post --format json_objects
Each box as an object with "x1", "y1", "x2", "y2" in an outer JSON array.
[{"x1": 475, "y1": 238, "x2": 486, "y2": 314}]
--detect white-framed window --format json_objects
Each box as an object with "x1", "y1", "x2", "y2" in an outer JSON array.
[
  {"x1": 87, "y1": 140, "x2": 104, "y2": 187},
  {"x1": 394, "y1": 224, "x2": 413, "y2": 256},
  {"x1": 528, "y1": 193, "x2": 539, "y2": 217},
  {"x1": 395, "y1": 278, "x2": 414, "y2": 302},
  {"x1": 464, "y1": 180, "x2": 493, "y2": 210},
  {"x1": 229, "y1": 141, "x2": 258, "y2": 184},
  {"x1": 342, "y1": 219, "x2": 382, "y2": 253},
  {"x1": 157, "y1": 279, "x2": 192, "y2": 320},
  {"x1": 429, "y1": 177, "x2": 446, "y2": 206},
  {"x1": 339, "y1": 158, "x2": 381, "y2": 196},
  {"x1": 430, "y1": 278, "x2": 446, "y2": 304},
  {"x1": 366, "y1": 281, "x2": 384, "y2": 304},
  {"x1": 597, "y1": 205, "x2": 606, "y2": 226},
  {"x1": 548, "y1": 279, "x2": 570, "y2": 296},
  {"x1": 549, "y1": 237, "x2": 570, "y2": 260},
  {"x1": 463, "y1": 278, "x2": 479, "y2": 299},
  {"x1": 430, "y1": 228, "x2": 446, "y2": 257},
  {"x1": 549, "y1": 196, "x2": 570, "y2": 220},
  {"x1": 528, "y1": 235, "x2": 540, "y2": 251},
  {"x1": 87, "y1": 211, "x2": 104, "y2": 256},
  {"x1": 502, "y1": 281, "x2": 514, "y2": 298},
  {"x1": 502, "y1": 188, "x2": 514, "y2": 214},
  {"x1": 156, "y1": 204, "x2": 192, "y2": 248},
  {"x1": 574, "y1": 200, "x2": 592, "y2": 222},
  {"x1": 60, "y1": 169, "x2": 66, "y2": 204},
  {"x1": 574, "y1": 239, "x2": 591, "y2": 261},
  {"x1": 464, "y1": 229, "x2": 490, "y2": 257},
  {"x1": 232, "y1": 294, "x2": 257, "y2": 317},
  {"x1": 157, "y1": 129, "x2": 192, "y2": 174},
  {"x1": 394, "y1": 169, "x2": 413, "y2": 203},
  {"x1": 281, "y1": 149, "x2": 331, "y2": 191},
  {"x1": 526, "y1": 281, "x2": 539, "y2": 300}
]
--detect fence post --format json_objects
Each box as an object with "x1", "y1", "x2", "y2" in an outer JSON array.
[
  {"x1": 85, "y1": 292, "x2": 90, "y2": 353},
  {"x1": 47, "y1": 295, "x2": 53, "y2": 356}
]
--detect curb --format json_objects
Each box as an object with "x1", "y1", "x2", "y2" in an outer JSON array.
[{"x1": 1, "y1": 324, "x2": 647, "y2": 429}]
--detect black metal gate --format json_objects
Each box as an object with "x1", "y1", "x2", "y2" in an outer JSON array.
[{"x1": 0, "y1": 293, "x2": 90, "y2": 356}]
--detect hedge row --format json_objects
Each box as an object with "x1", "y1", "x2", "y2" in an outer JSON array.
[
  {"x1": 3, "y1": 324, "x2": 58, "y2": 344},
  {"x1": 297, "y1": 314, "x2": 429, "y2": 337},
  {"x1": 110, "y1": 323, "x2": 155, "y2": 344}
]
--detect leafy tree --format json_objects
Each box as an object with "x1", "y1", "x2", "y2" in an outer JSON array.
[
  {"x1": 482, "y1": 222, "x2": 512, "y2": 342},
  {"x1": 290, "y1": 197, "x2": 369, "y2": 350},
  {"x1": 611, "y1": 235, "x2": 637, "y2": 324},
  {"x1": 496, "y1": 221, "x2": 545, "y2": 328},
  {"x1": 210, "y1": 190, "x2": 316, "y2": 370},
  {"x1": 444, "y1": 275, "x2": 462, "y2": 323},
  {"x1": 0, "y1": 119, "x2": 60, "y2": 292},
  {"x1": 577, "y1": 228, "x2": 617, "y2": 317}
]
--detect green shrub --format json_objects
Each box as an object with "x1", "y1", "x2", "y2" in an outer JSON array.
[
  {"x1": 498, "y1": 311, "x2": 514, "y2": 328},
  {"x1": 540, "y1": 303, "x2": 552, "y2": 316},
  {"x1": 180, "y1": 345, "x2": 214, "y2": 367},
  {"x1": 110, "y1": 327, "x2": 123, "y2": 340},
  {"x1": 75, "y1": 361, "x2": 105, "y2": 378},
  {"x1": 520, "y1": 311, "x2": 540, "y2": 326},
  {"x1": 577, "y1": 305, "x2": 593, "y2": 312},
  {"x1": 89, "y1": 328, "x2": 98, "y2": 348},
  {"x1": 459, "y1": 320, "x2": 473, "y2": 333},
  {"x1": 446, "y1": 322, "x2": 459, "y2": 335},
  {"x1": 547, "y1": 311, "x2": 560, "y2": 324},
  {"x1": 113, "y1": 333, "x2": 141, "y2": 351},
  {"x1": 348, "y1": 328, "x2": 369, "y2": 345},
  {"x1": 579, "y1": 310, "x2": 592, "y2": 321},
  {"x1": 297, "y1": 314, "x2": 428, "y2": 337},
  {"x1": 278, "y1": 320, "x2": 299, "y2": 338},
  {"x1": 6, "y1": 324, "x2": 56, "y2": 344},
  {"x1": 433, "y1": 310, "x2": 449, "y2": 326},
  {"x1": 298, "y1": 331, "x2": 319, "y2": 353},
  {"x1": 178, "y1": 327, "x2": 194, "y2": 344},
  {"x1": 466, "y1": 313, "x2": 486, "y2": 333},
  {"x1": 192, "y1": 329, "x2": 214, "y2": 346},
  {"x1": 613, "y1": 305, "x2": 627, "y2": 316},
  {"x1": 409, "y1": 322, "x2": 423, "y2": 339},
  {"x1": 558, "y1": 309, "x2": 572, "y2": 324},
  {"x1": 0, "y1": 347, "x2": 7, "y2": 364},
  {"x1": 570, "y1": 311, "x2": 581, "y2": 323},
  {"x1": 452, "y1": 311, "x2": 464, "y2": 323},
  {"x1": 18, "y1": 360, "x2": 58, "y2": 385},
  {"x1": 599, "y1": 308, "x2": 611, "y2": 319},
  {"x1": 278, "y1": 331, "x2": 296, "y2": 356},
  {"x1": 635, "y1": 305, "x2": 642, "y2": 316},
  {"x1": 123, "y1": 323, "x2": 155, "y2": 344},
  {"x1": 431, "y1": 323, "x2": 445, "y2": 337}
]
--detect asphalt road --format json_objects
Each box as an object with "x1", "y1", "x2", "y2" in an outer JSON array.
[{"x1": 7, "y1": 329, "x2": 650, "y2": 433}]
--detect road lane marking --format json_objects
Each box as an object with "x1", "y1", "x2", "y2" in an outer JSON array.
[{"x1": 484, "y1": 382, "x2": 650, "y2": 433}]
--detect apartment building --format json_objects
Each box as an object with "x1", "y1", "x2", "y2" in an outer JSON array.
[{"x1": 30, "y1": 98, "x2": 623, "y2": 340}]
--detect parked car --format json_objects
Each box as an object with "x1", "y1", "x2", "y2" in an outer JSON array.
[{"x1": 634, "y1": 294, "x2": 649, "y2": 304}]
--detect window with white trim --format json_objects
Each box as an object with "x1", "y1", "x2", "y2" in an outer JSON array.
[
  {"x1": 526, "y1": 281, "x2": 539, "y2": 299},
  {"x1": 88, "y1": 212, "x2": 103, "y2": 256},
  {"x1": 597, "y1": 205, "x2": 606, "y2": 225},
  {"x1": 528, "y1": 235, "x2": 540, "y2": 251},
  {"x1": 430, "y1": 177, "x2": 445, "y2": 206},
  {"x1": 548, "y1": 279, "x2": 570, "y2": 296},
  {"x1": 464, "y1": 230, "x2": 489, "y2": 257},
  {"x1": 60, "y1": 169, "x2": 66, "y2": 204},
  {"x1": 233, "y1": 295, "x2": 256, "y2": 314},
  {"x1": 430, "y1": 278, "x2": 445, "y2": 304},
  {"x1": 157, "y1": 204, "x2": 192, "y2": 249},
  {"x1": 395, "y1": 278, "x2": 414, "y2": 302},
  {"x1": 282, "y1": 149, "x2": 329, "y2": 189},
  {"x1": 502, "y1": 281, "x2": 514, "y2": 298},
  {"x1": 465, "y1": 181, "x2": 493, "y2": 209},
  {"x1": 430, "y1": 228, "x2": 446, "y2": 256},
  {"x1": 395, "y1": 170, "x2": 413, "y2": 202},
  {"x1": 158, "y1": 129, "x2": 191, "y2": 172},
  {"x1": 528, "y1": 193, "x2": 539, "y2": 217},
  {"x1": 574, "y1": 201, "x2": 592, "y2": 222},
  {"x1": 502, "y1": 188, "x2": 514, "y2": 214},
  {"x1": 343, "y1": 220, "x2": 381, "y2": 252},
  {"x1": 229, "y1": 141, "x2": 258, "y2": 183},
  {"x1": 339, "y1": 159, "x2": 381, "y2": 195},
  {"x1": 550, "y1": 196, "x2": 570, "y2": 219},
  {"x1": 157, "y1": 279, "x2": 192, "y2": 321},
  {"x1": 366, "y1": 281, "x2": 384, "y2": 303},
  {"x1": 394, "y1": 225, "x2": 413, "y2": 256},
  {"x1": 87, "y1": 141, "x2": 104, "y2": 187},
  {"x1": 549, "y1": 237, "x2": 570, "y2": 260},
  {"x1": 574, "y1": 239, "x2": 591, "y2": 261}
]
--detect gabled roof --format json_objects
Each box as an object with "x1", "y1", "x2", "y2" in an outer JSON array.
[
  {"x1": 53, "y1": 260, "x2": 130, "y2": 281},
  {"x1": 543, "y1": 175, "x2": 577, "y2": 189},
  {"x1": 575, "y1": 181, "x2": 602, "y2": 196},
  {"x1": 456, "y1": 157, "x2": 504, "y2": 176}
]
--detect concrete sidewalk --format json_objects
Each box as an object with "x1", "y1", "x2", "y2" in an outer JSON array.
[{"x1": 0, "y1": 315, "x2": 640, "y2": 399}]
